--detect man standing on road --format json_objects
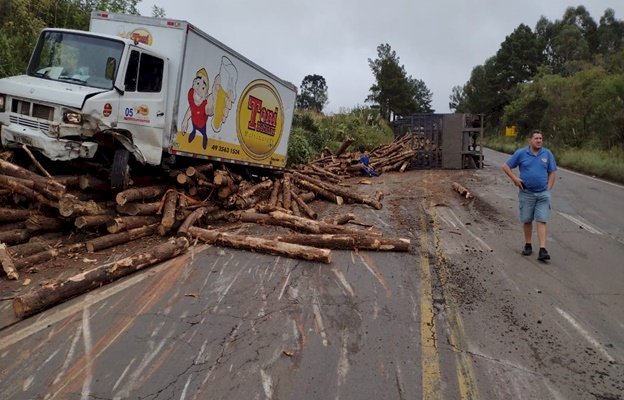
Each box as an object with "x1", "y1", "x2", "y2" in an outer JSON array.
[{"x1": 503, "y1": 130, "x2": 557, "y2": 261}]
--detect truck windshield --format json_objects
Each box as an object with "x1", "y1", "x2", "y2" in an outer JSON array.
[{"x1": 27, "y1": 31, "x2": 124, "y2": 90}]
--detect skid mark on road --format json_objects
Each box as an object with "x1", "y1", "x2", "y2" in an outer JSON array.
[
  {"x1": 358, "y1": 253, "x2": 391, "y2": 298},
  {"x1": 441, "y1": 207, "x2": 492, "y2": 252},
  {"x1": 332, "y1": 267, "x2": 355, "y2": 298}
]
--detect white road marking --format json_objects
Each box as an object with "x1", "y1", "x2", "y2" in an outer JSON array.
[
  {"x1": 336, "y1": 330, "x2": 350, "y2": 388},
  {"x1": 277, "y1": 270, "x2": 291, "y2": 300},
  {"x1": 179, "y1": 374, "x2": 193, "y2": 400},
  {"x1": 80, "y1": 306, "x2": 93, "y2": 400},
  {"x1": 52, "y1": 327, "x2": 83, "y2": 385},
  {"x1": 312, "y1": 293, "x2": 328, "y2": 347},
  {"x1": 260, "y1": 369, "x2": 273, "y2": 399},
  {"x1": 555, "y1": 307, "x2": 614, "y2": 362},
  {"x1": 557, "y1": 212, "x2": 604, "y2": 235},
  {"x1": 332, "y1": 268, "x2": 355, "y2": 297},
  {"x1": 446, "y1": 208, "x2": 493, "y2": 252}
]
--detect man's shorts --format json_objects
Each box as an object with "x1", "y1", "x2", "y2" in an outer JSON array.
[{"x1": 518, "y1": 189, "x2": 551, "y2": 223}]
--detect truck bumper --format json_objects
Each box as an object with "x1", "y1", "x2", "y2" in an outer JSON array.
[{"x1": 1, "y1": 124, "x2": 98, "y2": 161}]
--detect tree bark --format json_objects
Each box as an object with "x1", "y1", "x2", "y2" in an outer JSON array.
[
  {"x1": 323, "y1": 213, "x2": 356, "y2": 225},
  {"x1": 13, "y1": 237, "x2": 189, "y2": 318},
  {"x1": 177, "y1": 206, "x2": 214, "y2": 236},
  {"x1": 188, "y1": 226, "x2": 331, "y2": 263},
  {"x1": 86, "y1": 224, "x2": 158, "y2": 252},
  {"x1": 79, "y1": 175, "x2": 110, "y2": 191},
  {"x1": 452, "y1": 182, "x2": 474, "y2": 199},
  {"x1": 0, "y1": 174, "x2": 53, "y2": 206},
  {"x1": 74, "y1": 212, "x2": 116, "y2": 229},
  {"x1": 158, "y1": 190, "x2": 178, "y2": 236},
  {"x1": 269, "y1": 233, "x2": 411, "y2": 251},
  {"x1": 0, "y1": 229, "x2": 30, "y2": 245},
  {"x1": 293, "y1": 172, "x2": 381, "y2": 209},
  {"x1": 282, "y1": 175, "x2": 292, "y2": 211},
  {"x1": 268, "y1": 179, "x2": 281, "y2": 207},
  {"x1": 0, "y1": 159, "x2": 65, "y2": 193},
  {"x1": 115, "y1": 185, "x2": 166, "y2": 206},
  {"x1": 294, "y1": 178, "x2": 343, "y2": 205},
  {"x1": 291, "y1": 190, "x2": 317, "y2": 219},
  {"x1": 25, "y1": 214, "x2": 65, "y2": 232},
  {"x1": 334, "y1": 137, "x2": 354, "y2": 156}
]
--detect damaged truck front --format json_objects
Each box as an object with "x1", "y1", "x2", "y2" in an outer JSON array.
[{"x1": 0, "y1": 12, "x2": 297, "y2": 188}]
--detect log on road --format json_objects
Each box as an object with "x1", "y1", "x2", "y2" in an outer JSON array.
[
  {"x1": 13, "y1": 237, "x2": 190, "y2": 318},
  {"x1": 0, "y1": 242, "x2": 18, "y2": 280},
  {"x1": 188, "y1": 226, "x2": 331, "y2": 264},
  {"x1": 86, "y1": 224, "x2": 158, "y2": 252},
  {"x1": 269, "y1": 233, "x2": 411, "y2": 252}
]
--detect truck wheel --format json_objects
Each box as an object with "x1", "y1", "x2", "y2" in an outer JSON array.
[{"x1": 111, "y1": 148, "x2": 130, "y2": 190}]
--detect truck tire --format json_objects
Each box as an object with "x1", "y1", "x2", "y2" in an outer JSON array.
[{"x1": 111, "y1": 148, "x2": 130, "y2": 190}]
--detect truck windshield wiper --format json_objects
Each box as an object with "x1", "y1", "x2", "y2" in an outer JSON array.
[
  {"x1": 58, "y1": 76, "x2": 87, "y2": 85},
  {"x1": 30, "y1": 72, "x2": 50, "y2": 79}
]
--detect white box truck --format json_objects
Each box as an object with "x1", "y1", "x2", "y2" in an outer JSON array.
[{"x1": 0, "y1": 11, "x2": 297, "y2": 187}]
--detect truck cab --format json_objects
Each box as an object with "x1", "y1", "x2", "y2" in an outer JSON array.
[{"x1": 0, "y1": 28, "x2": 169, "y2": 186}]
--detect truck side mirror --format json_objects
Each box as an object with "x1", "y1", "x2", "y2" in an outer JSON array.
[{"x1": 105, "y1": 57, "x2": 117, "y2": 80}]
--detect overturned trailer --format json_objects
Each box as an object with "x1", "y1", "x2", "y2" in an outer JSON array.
[{"x1": 392, "y1": 113, "x2": 484, "y2": 169}]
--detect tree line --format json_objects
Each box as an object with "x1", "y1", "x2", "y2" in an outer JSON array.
[{"x1": 450, "y1": 6, "x2": 624, "y2": 150}]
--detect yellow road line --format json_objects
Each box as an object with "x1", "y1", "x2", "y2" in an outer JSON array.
[
  {"x1": 431, "y1": 203, "x2": 479, "y2": 400},
  {"x1": 419, "y1": 204, "x2": 442, "y2": 400}
]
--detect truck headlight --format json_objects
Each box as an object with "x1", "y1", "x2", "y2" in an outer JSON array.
[
  {"x1": 63, "y1": 112, "x2": 82, "y2": 124},
  {"x1": 0, "y1": 94, "x2": 5, "y2": 112}
]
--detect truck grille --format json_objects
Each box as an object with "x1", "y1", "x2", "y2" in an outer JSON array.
[{"x1": 9, "y1": 115, "x2": 51, "y2": 134}]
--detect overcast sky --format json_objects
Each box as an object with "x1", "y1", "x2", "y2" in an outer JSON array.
[{"x1": 137, "y1": 1, "x2": 623, "y2": 114}]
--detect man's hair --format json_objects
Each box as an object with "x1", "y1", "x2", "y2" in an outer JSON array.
[{"x1": 529, "y1": 129, "x2": 542, "y2": 138}]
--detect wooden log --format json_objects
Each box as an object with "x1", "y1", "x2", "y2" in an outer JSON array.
[
  {"x1": 0, "y1": 159, "x2": 65, "y2": 193},
  {"x1": 107, "y1": 215, "x2": 160, "y2": 234},
  {"x1": 323, "y1": 213, "x2": 356, "y2": 225},
  {"x1": 213, "y1": 170, "x2": 233, "y2": 187},
  {"x1": 374, "y1": 190, "x2": 384, "y2": 202},
  {"x1": 86, "y1": 224, "x2": 158, "y2": 252},
  {"x1": 177, "y1": 206, "x2": 217, "y2": 236},
  {"x1": 452, "y1": 182, "x2": 474, "y2": 199},
  {"x1": 268, "y1": 179, "x2": 281, "y2": 207},
  {"x1": 157, "y1": 191, "x2": 178, "y2": 236},
  {"x1": 53, "y1": 175, "x2": 80, "y2": 188},
  {"x1": 75, "y1": 213, "x2": 115, "y2": 229},
  {"x1": 0, "y1": 175, "x2": 53, "y2": 206},
  {"x1": 79, "y1": 175, "x2": 110, "y2": 191},
  {"x1": 0, "y1": 229, "x2": 30, "y2": 245},
  {"x1": 291, "y1": 190, "x2": 317, "y2": 219},
  {"x1": 186, "y1": 163, "x2": 214, "y2": 176},
  {"x1": 290, "y1": 197, "x2": 301, "y2": 217},
  {"x1": 14, "y1": 243, "x2": 84, "y2": 271},
  {"x1": 8, "y1": 175, "x2": 65, "y2": 201},
  {"x1": 334, "y1": 137, "x2": 354, "y2": 156},
  {"x1": 25, "y1": 214, "x2": 65, "y2": 232},
  {"x1": 0, "y1": 242, "x2": 18, "y2": 280},
  {"x1": 307, "y1": 164, "x2": 342, "y2": 182},
  {"x1": 293, "y1": 172, "x2": 381, "y2": 209},
  {"x1": 231, "y1": 179, "x2": 272, "y2": 208},
  {"x1": 8, "y1": 238, "x2": 58, "y2": 258},
  {"x1": 116, "y1": 201, "x2": 161, "y2": 216},
  {"x1": 58, "y1": 196, "x2": 108, "y2": 217},
  {"x1": 0, "y1": 207, "x2": 31, "y2": 222},
  {"x1": 253, "y1": 203, "x2": 292, "y2": 215},
  {"x1": 115, "y1": 185, "x2": 166, "y2": 206},
  {"x1": 13, "y1": 237, "x2": 190, "y2": 318},
  {"x1": 298, "y1": 191, "x2": 315, "y2": 203},
  {"x1": 21, "y1": 144, "x2": 53, "y2": 178},
  {"x1": 188, "y1": 226, "x2": 331, "y2": 263},
  {"x1": 399, "y1": 161, "x2": 409, "y2": 173},
  {"x1": 270, "y1": 233, "x2": 411, "y2": 252},
  {"x1": 282, "y1": 175, "x2": 293, "y2": 211},
  {"x1": 294, "y1": 179, "x2": 343, "y2": 205}
]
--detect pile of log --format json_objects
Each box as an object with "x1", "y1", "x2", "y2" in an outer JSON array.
[
  {"x1": 0, "y1": 144, "x2": 414, "y2": 318},
  {"x1": 299, "y1": 133, "x2": 433, "y2": 178}
]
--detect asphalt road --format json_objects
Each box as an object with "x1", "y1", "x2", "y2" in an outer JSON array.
[{"x1": 0, "y1": 149, "x2": 622, "y2": 399}]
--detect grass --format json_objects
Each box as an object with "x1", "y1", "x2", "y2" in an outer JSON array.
[{"x1": 485, "y1": 135, "x2": 624, "y2": 184}]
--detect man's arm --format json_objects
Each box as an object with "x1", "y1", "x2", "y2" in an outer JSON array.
[
  {"x1": 547, "y1": 171, "x2": 556, "y2": 190},
  {"x1": 503, "y1": 163, "x2": 523, "y2": 189}
]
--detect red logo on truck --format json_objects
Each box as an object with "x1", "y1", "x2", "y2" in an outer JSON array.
[{"x1": 103, "y1": 103, "x2": 112, "y2": 117}]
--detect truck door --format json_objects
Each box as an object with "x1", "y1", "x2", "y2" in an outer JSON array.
[{"x1": 117, "y1": 48, "x2": 168, "y2": 165}]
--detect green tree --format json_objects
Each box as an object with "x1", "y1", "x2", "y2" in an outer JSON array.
[
  {"x1": 296, "y1": 74, "x2": 328, "y2": 113},
  {"x1": 367, "y1": 43, "x2": 432, "y2": 120}
]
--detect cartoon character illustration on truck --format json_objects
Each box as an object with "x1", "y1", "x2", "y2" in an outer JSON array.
[
  {"x1": 181, "y1": 68, "x2": 214, "y2": 149},
  {"x1": 180, "y1": 57, "x2": 238, "y2": 150}
]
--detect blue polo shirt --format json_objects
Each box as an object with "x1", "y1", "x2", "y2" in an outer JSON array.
[{"x1": 506, "y1": 146, "x2": 557, "y2": 192}]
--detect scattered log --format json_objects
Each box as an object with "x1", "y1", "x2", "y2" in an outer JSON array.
[
  {"x1": 298, "y1": 191, "x2": 315, "y2": 203},
  {"x1": 0, "y1": 159, "x2": 65, "y2": 193},
  {"x1": 323, "y1": 213, "x2": 356, "y2": 225},
  {"x1": 0, "y1": 175, "x2": 54, "y2": 206},
  {"x1": 294, "y1": 178, "x2": 343, "y2": 205},
  {"x1": 334, "y1": 137, "x2": 354, "y2": 156},
  {"x1": 115, "y1": 185, "x2": 166, "y2": 206},
  {"x1": 21, "y1": 144, "x2": 53, "y2": 178},
  {"x1": 58, "y1": 196, "x2": 108, "y2": 217},
  {"x1": 13, "y1": 237, "x2": 190, "y2": 318},
  {"x1": 0, "y1": 229, "x2": 30, "y2": 245},
  {"x1": 188, "y1": 226, "x2": 331, "y2": 264},
  {"x1": 79, "y1": 175, "x2": 110, "y2": 191},
  {"x1": 14, "y1": 243, "x2": 84, "y2": 271},
  {"x1": 270, "y1": 233, "x2": 411, "y2": 252},
  {"x1": 53, "y1": 175, "x2": 81, "y2": 188},
  {"x1": 0, "y1": 207, "x2": 32, "y2": 222},
  {"x1": 116, "y1": 201, "x2": 161, "y2": 216},
  {"x1": 293, "y1": 172, "x2": 381, "y2": 209},
  {"x1": 291, "y1": 190, "x2": 317, "y2": 219},
  {"x1": 0, "y1": 243, "x2": 18, "y2": 280},
  {"x1": 25, "y1": 214, "x2": 65, "y2": 232},
  {"x1": 232, "y1": 179, "x2": 273, "y2": 209},
  {"x1": 86, "y1": 224, "x2": 158, "y2": 252},
  {"x1": 75, "y1": 213, "x2": 116, "y2": 229},
  {"x1": 158, "y1": 191, "x2": 178, "y2": 236},
  {"x1": 268, "y1": 179, "x2": 281, "y2": 207},
  {"x1": 107, "y1": 215, "x2": 160, "y2": 234},
  {"x1": 452, "y1": 182, "x2": 474, "y2": 199},
  {"x1": 177, "y1": 206, "x2": 213, "y2": 236}
]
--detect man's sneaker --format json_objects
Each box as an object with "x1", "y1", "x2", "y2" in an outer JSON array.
[
  {"x1": 538, "y1": 248, "x2": 550, "y2": 261},
  {"x1": 522, "y1": 244, "x2": 532, "y2": 256}
]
